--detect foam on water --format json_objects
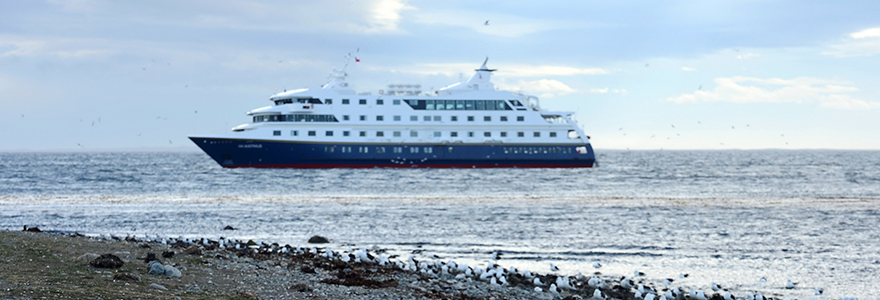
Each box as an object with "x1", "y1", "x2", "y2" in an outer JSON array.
[{"x1": 1, "y1": 150, "x2": 879, "y2": 298}]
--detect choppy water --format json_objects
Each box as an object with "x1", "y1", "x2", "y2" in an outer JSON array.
[{"x1": 1, "y1": 150, "x2": 879, "y2": 299}]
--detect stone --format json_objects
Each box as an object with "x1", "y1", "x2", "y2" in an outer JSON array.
[
  {"x1": 143, "y1": 252, "x2": 158, "y2": 263},
  {"x1": 162, "y1": 251, "x2": 175, "y2": 258},
  {"x1": 90, "y1": 254, "x2": 124, "y2": 269},
  {"x1": 149, "y1": 283, "x2": 168, "y2": 290},
  {"x1": 164, "y1": 265, "x2": 182, "y2": 278},
  {"x1": 77, "y1": 253, "x2": 100, "y2": 263},
  {"x1": 308, "y1": 235, "x2": 330, "y2": 243},
  {"x1": 113, "y1": 273, "x2": 141, "y2": 281},
  {"x1": 183, "y1": 246, "x2": 202, "y2": 255},
  {"x1": 223, "y1": 225, "x2": 236, "y2": 230},
  {"x1": 148, "y1": 260, "x2": 165, "y2": 275},
  {"x1": 23, "y1": 225, "x2": 42, "y2": 232}
]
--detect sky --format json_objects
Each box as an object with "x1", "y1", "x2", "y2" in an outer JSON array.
[{"x1": 1, "y1": 0, "x2": 879, "y2": 151}]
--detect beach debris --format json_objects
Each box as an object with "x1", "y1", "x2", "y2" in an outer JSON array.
[
  {"x1": 149, "y1": 283, "x2": 168, "y2": 290},
  {"x1": 148, "y1": 260, "x2": 165, "y2": 275},
  {"x1": 235, "y1": 291, "x2": 258, "y2": 299},
  {"x1": 289, "y1": 283, "x2": 313, "y2": 292},
  {"x1": 113, "y1": 273, "x2": 141, "y2": 281},
  {"x1": 76, "y1": 253, "x2": 100, "y2": 263},
  {"x1": 142, "y1": 252, "x2": 158, "y2": 263},
  {"x1": 183, "y1": 246, "x2": 202, "y2": 255},
  {"x1": 90, "y1": 254, "x2": 124, "y2": 268},
  {"x1": 223, "y1": 225, "x2": 236, "y2": 230},
  {"x1": 162, "y1": 250, "x2": 175, "y2": 258},
  {"x1": 308, "y1": 235, "x2": 330, "y2": 243},
  {"x1": 22, "y1": 225, "x2": 42, "y2": 232}
]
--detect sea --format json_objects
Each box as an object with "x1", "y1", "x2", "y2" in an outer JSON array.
[{"x1": 1, "y1": 150, "x2": 878, "y2": 299}]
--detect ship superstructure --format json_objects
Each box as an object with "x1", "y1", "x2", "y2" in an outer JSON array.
[{"x1": 189, "y1": 58, "x2": 596, "y2": 168}]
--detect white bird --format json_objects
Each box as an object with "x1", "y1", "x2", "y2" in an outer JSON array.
[
  {"x1": 759, "y1": 277, "x2": 767, "y2": 282},
  {"x1": 588, "y1": 277, "x2": 600, "y2": 288},
  {"x1": 635, "y1": 291, "x2": 643, "y2": 299},
  {"x1": 490, "y1": 277, "x2": 499, "y2": 286},
  {"x1": 621, "y1": 277, "x2": 634, "y2": 289},
  {"x1": 522, "y1": 269, "x2": 534, "y2": 279},
  {"x1": 663, "y1": 278, "x2": 673, "y2": 288},
  {"x1": 814, "y1": 288, "x2": 824, "y2": 295},
  {"x1": 755, "y1": 291, "x2": 765, "y2": 300},
  {"x1": 712, "y1": 282, "x2": 722, "y2": 291},
  {"x1": 533, "y1": 277, "x2": 544, "y2": 286},
  {"x1": 679, "y1": 273, "x2": 689, "y2": 278},
  {"x1": 549, "y1": 283, "x2": 560, "y2": 295},
  {"x1": 593, "y1": 288, "x2": 604, "y2": 299},
  {"x1": 694, "y1": 290, "x2": 708, "y2": 300},
  {"x1": 785, "y1": 279, "x2": 796, "y2": 289},
  {"x1": 723, "y1": 292, "x2": 735, "y2": 300},
  {"x1": 593, "y1": 262, "x2": 602, "y2": 268},
  {"x1": 635, "y1": 270, "x2": 646, "y2": 277},
  {"x1": 550, "y1": 262, "x2": 560, "y2": 272},
  {"x1": 645, "y1": 293, "x2": 656, "y2": 300},
  {"x1": 659, "y1": 295, "x2": 667, "y2": 300},
  {"x1": 534, "y1": 287, "x2": 543, "y2": 292}
]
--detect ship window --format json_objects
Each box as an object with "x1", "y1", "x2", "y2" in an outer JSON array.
[
  {"x1": 500, "y1": 116, "x2": 508, "y2": 122},
  {"x1": 360, "y1": 115, "x2": 366, "y2": 121},
  {"x1": 448, "y1": 146, "x2": 453, "y2": 153},
  {"x1": 376, "y1": 116, "x2": 384, "y2": 121},
  {"x1": 394, "y1": 115, "x2": 401, "y2": 121},
  {"x1": 550, "y1": 132, "x2": 557, "y2": 137},
  {"x1": 343, "y1": 115, "x2": 350, "y2": 121},
  {"x1": 359, "y1": 99, "x2": 367, "y2": 105},
  {"x1": 451, "y1": 132, "x2": 458, "y2": 137},
  {"x1": 465, "y1": 101, "x2": 475, "y2": 110},
  {"x1": 377, "y1": 99, "x2": 384, "y2": 105},
  {"x1": 468, "y1": 132, "x2": 474, "y2": 137},
  {"x1": 376, "y1": 131, "x2": 384, "y2": 137},
  {"x1": 341, "y1": 146, "x2": 352, "y2": 153},
  {"x1": 433, "y1": 116, "x2": 441, "y2": 121},
  {"x1": 343, "y1": 131, "x2": 350, "y2": 137},
  {"x1": 511, "y1": 100, "x2": 523, "y2": 107},
  {"x1": 393, "y1": 147, "x2": 403, "y2": 153},
  {"x1": 517, "y1": 132, "x2": 524, "y2": 137},
  {"x1": 426, "y1": 100, "x2": 435, "y2": 110},
  {"x1": 503, "y1": 147, "x2": 509, "y2": 154},
  {"x1": 325, "y1": 146, "x2": 334, "y2": 153},
  {"x1": 393, "y1": 99, "x2": 401, "y2": 105},
  {"x1": 326, "y1": 131, "x2": 333, "y2": 136},
  {"x1": 325, "y1": 99, "x2": 333, "y2": 105},
  {"x1": 517, "y1": 116, "x2": 524, "y2": 122},
  {"x1": 484, "y1": 116, "x2": 491, "y2": 122},
  {"x1": 359, "y1": 146, "x2": 369, "y2": 153},
  {"x1": 393, "y1": 131, "x2": 401, "y2": 137},
  {"x1": 484, "y1": 132, "x2": 491, "y2": 137},
  {"x1": 342, "y1": 99, "x2": 350, "y2": 104},
  {"x1": 410, "y1": 116, "x2": 418, "y2": 121},
  {"x1": 456, "y1": 100, "x2": 465, "y2": 110},
  {"x1": 423, "y1": 116, "x2": 431, "y2": 121},
  {"x1": 308, "y1": 131, "x2": 316, "y2": 136},
  {"x1": 359, "y1": 131, "x2": 366, "y2": 137},
  {"x1": 425, "y1": 147, "x2": 433, "y2": 153},
  {"x1": 436, "y1": 100, "x2": 446, "y2": 110},
  {"x1": 534, "y1": 132, "x2": 541, "y2": 137},
  {"x1": 410, "y1": 131, "x2": 418, "y2": 137},
  {"x1": 500, "y1": 132, "x2": 507, "y2": 137},
  {"x1": 433, "y1": 131, "x2": 441, "y2": 137},
  {"x1": 467, "y1": 116, "x2": 474, "y2": 122},
  {"x1": 273, "y1": 130, "x2": 281, "y2": 136},
  {"x1": 410, "y1": 147, "x2": 419, "y2": 153},
  {"x1": 377, "y1": 147, "x2": 385, "y2": 153},
  {"x1": 291, "y1": 130, "x2": 298, "y2": 136},
  {"x1": 476, "y1": 101, "x2": 485, "y2": 110},
  {"x1": 446, "y1": 101, "x2": 454, "y2": 110},
  {"x1": 451, "y1": 116, "x2": 458, "y2": 121}
]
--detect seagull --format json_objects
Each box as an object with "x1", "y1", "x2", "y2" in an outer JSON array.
[
  {"x1": 550, "y1": 262, "x2": 559, "y2": 272},
  {"x1": 592, "y1": 262, "x2": 602, "y2": 268},
  {"x1": 759, "y1": 277, "x2": 766, "y2": 282},
  {"x1": 621, "y1": 277, "x2": 634, "y2": 289},
  {"x1": 679, "y1": 273, "x2": 689, "y2": 278},
  {"x1": 814, "y1": 288, "x2": 823, "y2": 295},
  {"x1": 785, "y1": 279, "x2": 796, "y2": 289},
  {"x1": 671, "y1": 124, "x2": 675, "y2": 128},
  {"x1": 76, "y1": 143, "x2": 84, "y2": 148},
  {"x1": 533, "y1": 277, "x2": 544, "y2": 286},
  {"x1": 534, "y1": 287, "x2": 543, "y2": 292},
  {"x1": 698, "y1": 85, "x2": 702, "y2": 90},
  {"x1": 645, "y1": 63, "x2": 650, "y2": 67},
  {"x1": 663, "y1": 278, "x2": 673, "y2": 288},
  {"x1": 593, "y1": 288, "x2": 604, "y2": 299},
  {"x1": 723, "y1": 291, "x2": 736, "y2": 300},
  {"x1": 634, "y1": 270, "x2": 646, "y2": 277},
  {"x1": 168, "y1": 140, "x2": 172, "y2": 144},
  {"x1": 731, "y1": 126, "x2": 735, "y2": 129},
  {"x1": 492, "y1": 251, "x2": 502, "y2": 260},
  {"x1": 711, "y1": 282, "x2": 722, "y2": 291},
  {"x1": 484, "y1": 20, "x2": 489, "y2": 26}
]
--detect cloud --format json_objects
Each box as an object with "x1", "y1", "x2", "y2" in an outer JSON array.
[
  {"x1": 0, "y1": 36, "x2": 115, "y2": 58},
  {"x1": 378, "y1": 62, "x2": 607, "y2": 78},
  {"x1": 851, "y1": 28, "x2": 880, "y2": 39},
  {"x1": 364, "y1": 0, "x2": 414, "y2": 33},
  {"x1": 824, "y1": 27, "x2": 880, "y2": 57},
  {"x1": 736, "y1": 53, "x2": 760, "y2": 59},
  {"x1": 681, "y1": 67, "x2": 697, "y2": 71},
  {"x1": 668, "y1": 76, "x2": 879, "y2": 110},
  {"x1": 410, "y1": 8, "x2": 581, "y2": 38},
  {"x1": 495, "y1": 79, "x2": 575, "y2": 98}
]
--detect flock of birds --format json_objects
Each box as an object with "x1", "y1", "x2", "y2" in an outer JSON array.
[{"x1": 91, "y1": 233, "x2": 858, "y2": 300}]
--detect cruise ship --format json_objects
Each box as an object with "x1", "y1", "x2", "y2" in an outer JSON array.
[{"x1": 188, "y1": 58, "x2": 596, "y2": 168}]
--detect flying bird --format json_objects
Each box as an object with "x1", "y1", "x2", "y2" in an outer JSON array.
[
  {"x1": 645, "y1": 63, "x2": 649, "y2": 67},
  {"x1": 484, "y1": 20, "x2": 489, "y2": 26},
  {"x1": 698, "y1": 85, "x2": 702, "y2": 90},
  {"x1": 671, "y1": 124, "x2": 675, "y2": 128}
]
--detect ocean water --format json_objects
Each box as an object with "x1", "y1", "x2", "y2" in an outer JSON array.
[{"x1": 1, "y1": 150, "x2": 879, "y2": 299}]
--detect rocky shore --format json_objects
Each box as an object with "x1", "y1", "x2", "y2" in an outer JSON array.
[{"x1": 1, "y1": 229, "x2": 799, "y2": 300}]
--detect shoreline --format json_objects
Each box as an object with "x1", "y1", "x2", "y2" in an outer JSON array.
[{"x1": 0, "y1": 229, "x2": 823, "y2": 300}]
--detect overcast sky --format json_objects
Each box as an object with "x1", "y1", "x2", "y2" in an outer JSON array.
[{"x1": 2, "y1": 0, "x2": 879, "y2": 151}]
